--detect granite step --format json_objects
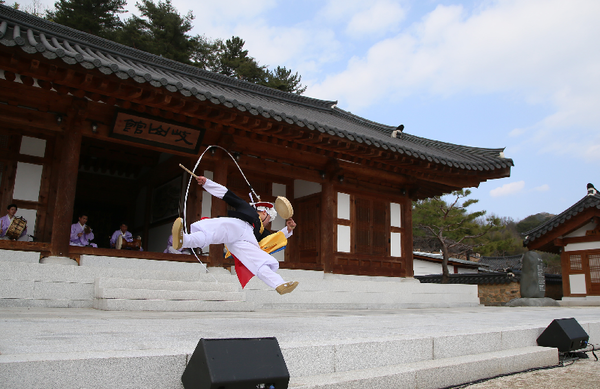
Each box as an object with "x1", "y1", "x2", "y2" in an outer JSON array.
[
  {"x1": 288, "y1": 346, "x2": 558, "y2": 389},
  {"x1": 0, "y1": 328, "x2": 561, "y2": 389}
]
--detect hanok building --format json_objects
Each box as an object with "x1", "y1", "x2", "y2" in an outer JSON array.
[
  {"x1": 524, "y1": 184, "x2": 600, "y2": 299},
  {"x1": 0, "y1": 6, "x2": 513, "y2": 278}
]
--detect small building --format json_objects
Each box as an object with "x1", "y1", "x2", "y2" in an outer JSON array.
[
  {"x1": 416, "y1": 253, "x2": 564, "y2": 305},
  {"x1": 523, "y1": 184, "x2": 600, "y2": 298},
  {"x1": 413, "y1": 251, "x2": 480, "y2": 275}
]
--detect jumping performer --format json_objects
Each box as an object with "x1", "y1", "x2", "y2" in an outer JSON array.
[{"x1": 172, "y1": 175, "x2": 299, "y2": 295}]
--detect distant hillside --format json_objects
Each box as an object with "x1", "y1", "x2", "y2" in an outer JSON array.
[{"x1": 516, "y1": 212, "x2": 555, "y2": 234}]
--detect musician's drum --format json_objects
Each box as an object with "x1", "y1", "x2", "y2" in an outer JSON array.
[
  {"x1": 115, "y1": 234, "x2": 124, "y2": 249},
  {"x1": 116, "y1": 235, "x2": 142, "y2": 250},
  {"x1": 6, "y1": 217, "x2": 27, "y2": 240}
]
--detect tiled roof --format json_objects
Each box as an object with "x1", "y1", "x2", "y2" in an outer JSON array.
[
  {"x1": 478, "y1": 254, "x2": 523, "y2": 271},
  {"x1": 416, "y1": 271, "x2": 561, "y2": 285},
  {"x1": 0, "y1": 6, "x2": 514, "y2": 174},
  {"x1": 523, "y1": 192, "x2": 600, "y2": 246}
]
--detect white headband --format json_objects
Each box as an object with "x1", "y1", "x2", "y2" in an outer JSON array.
[{"x1": 254, "y1": 202, "x2": 277, "y2": 222}]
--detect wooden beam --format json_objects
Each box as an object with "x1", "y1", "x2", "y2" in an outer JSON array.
[
  {"x1": 0, "y1": 104, "x2": 63, "y2": 133},
  {"x1": 558, "y1": 235, "x2": 600, "y2": 246}
]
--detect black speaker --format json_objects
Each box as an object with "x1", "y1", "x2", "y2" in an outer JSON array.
[
  {"x1": 536, "y1": 318, "x2": 589, "y2": 352},
  {"x1": 182, "y1": 337, "x2": 289, "y2": 389}
]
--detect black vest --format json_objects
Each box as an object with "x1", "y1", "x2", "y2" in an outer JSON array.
[{"x1": 223, "y1": 190, "x2": 272, "y2": 241}]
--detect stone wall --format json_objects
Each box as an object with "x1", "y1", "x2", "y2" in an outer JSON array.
[
  {"x1": 478, "y1": 281, "x2": 563, "y2": 305},
  {"x1": 478, "y1": 282, "x2": 521, "y2": 306}
]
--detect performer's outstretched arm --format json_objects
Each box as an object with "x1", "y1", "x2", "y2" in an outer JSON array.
[
  {"x1": 196, "y1": 176, "x2": 252, "y2": 211},
  {"x1": 196, "y1": 176, "x2": 227, "y2": 199}
]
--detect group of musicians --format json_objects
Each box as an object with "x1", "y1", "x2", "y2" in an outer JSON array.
[
  {"x1": 69, "y1": 212, "x2": 143, "y2": 251},
  {"x1": 1, "y1": 205, "x2": 189, "y2": 254}
]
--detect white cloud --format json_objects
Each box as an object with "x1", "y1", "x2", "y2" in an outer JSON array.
[
  {"x1": 533, "y1": 184, "x2": 550, "y2": 192},
  {"x1": 177, "y1": 0, "x2": 278, "y2": 31},
  {"x1": 345, "y1": 1, "x2": 407, "y2": 38},
  {"x1": 308, "y1": 0, "x2": 600, "y2": 161},
  {"x1": 490, "y1": 181, "x2": 525, "y2": 197}
]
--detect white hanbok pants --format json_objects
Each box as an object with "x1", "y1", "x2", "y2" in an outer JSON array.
[{"x1": 183, "y1": 218, "x2": 285, "y2": 289}]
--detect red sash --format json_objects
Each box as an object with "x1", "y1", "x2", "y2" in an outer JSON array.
[{"x1": 233, "y1": 256, "x2": 254, "y2": 288}]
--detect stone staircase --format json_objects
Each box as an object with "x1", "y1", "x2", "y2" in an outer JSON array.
[
  {"x1": 94, "y1": 276, "x2": 253, "y2": 311},
  {"x1": 244, "y1": 268, "x2": 481, "y2": 310},
  {"x1": 0, "y1": 249, "x2": 482, "y2": 311},
  {"x1": 0, "y1": 250, "x2": 253, "y2": 311}
]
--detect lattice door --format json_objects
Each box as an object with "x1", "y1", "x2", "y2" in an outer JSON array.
[{"x1": 588, "y1": 253, "x2": 600, "y2": 295}]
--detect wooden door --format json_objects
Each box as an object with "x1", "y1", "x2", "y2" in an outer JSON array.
[
  {"x1": 287, "y1": 193, "x2": 321, "y2": 269},
  {"x1": 586, "y1": 251, "x2": 600, "y2": 295}
]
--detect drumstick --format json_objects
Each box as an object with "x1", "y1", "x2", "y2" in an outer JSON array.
[{"x1": 179, "y1": 164, "x2": 198, "y2": 178}]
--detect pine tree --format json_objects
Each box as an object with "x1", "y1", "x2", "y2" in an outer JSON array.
[
  {"x1": 116, "y1": 0, "x2": 195, "y2": 64},
  {"x1": 46, "y1": 0, "x2": 126, "y2": 38},
  {"x1": 412, "y1": 190, "x2": 502, "y2": 283},
  {"x1": 217, "y1": 36, "x2": 266, "y2": 83},
  {"x1": 262, "y1": 66, "x2": 307, "y2": 95}
]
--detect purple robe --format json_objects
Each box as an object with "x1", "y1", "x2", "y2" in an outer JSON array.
[
  {"x1": 110, "y1": 230, "x2": 133, "y2": 247},
  {"x1": 0, "y1": 214, "x2": 28, "y2": 240},
  {"x1": 70, "y1": 223, "x2": 97, "y2": 247}
]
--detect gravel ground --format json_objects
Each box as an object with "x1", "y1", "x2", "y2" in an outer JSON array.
[{"x1": 454, "y1": 356, "x2": 600, "y2": 388}]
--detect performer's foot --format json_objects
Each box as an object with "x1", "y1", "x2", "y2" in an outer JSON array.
[
  {"x1": 172, "y1": 218, "x2": 183, "y2": 250},
  {"x1": 276, "y1": 281, "x2": 299, "y2": 295}
]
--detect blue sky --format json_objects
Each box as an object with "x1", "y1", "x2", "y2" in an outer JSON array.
[{"x1": 28, "y1": 0, "x2": 600, "y2": 221}]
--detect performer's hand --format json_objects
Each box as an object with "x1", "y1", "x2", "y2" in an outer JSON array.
[
  {"x1": 77, "y1": 232, "x2": 83, "y2": 237},
  {"x1": 286, "y1": 218, "x2": 296, "y2": 232},
  {"x1": 196, "y1": 176, "x2": 207, "y2": 186}
]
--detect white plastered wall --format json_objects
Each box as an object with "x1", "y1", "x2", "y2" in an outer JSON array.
[
  {"x1": 9, "y1": 136, "x2": 47, "y2": 239},
  {"x1": 337, "y1": 193, "x2": 351, "y2": 253}
]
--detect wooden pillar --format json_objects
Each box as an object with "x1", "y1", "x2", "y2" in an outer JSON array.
[
  {"x1": 142, "y1": 186, "x2": 151, "y2": 251},
  {"x1": 49, "y1": 109, "x2": 84, "y2": 257},
  {"x1": 284, "y1": 180, "x2": 295, "y2": 263},
  {"x1": 209, "y1": 150, "x2": 228, "y2": 267},
  {"x1": 185, "y1": 157, "x2": 202, "y2": 224},
  {"x1": 320, "y1": 179, "x2": 335, "y2": 273},
  {"x1": 0, "y1": 134, "x2": 19, "y2": 208},
  {"x1": 402, "y1": 196, "x2": 414, "y2": 277}
]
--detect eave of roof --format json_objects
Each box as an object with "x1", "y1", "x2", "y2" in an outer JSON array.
[
  {"x1": 478, "y1": 254, "x2": 524, "y2": 271},
  {"x1": 413, "y1": 251, "x2": 480, "y2": 267},
  {"x1": 0, "y1": 5, "x2": 514, "y2": 177},
  {"x1": 415, "y1": 272, "x2": 518, "y2": 285},
  {"x1": 523, "y1": 193, "x2": 600, "y2": 246}
]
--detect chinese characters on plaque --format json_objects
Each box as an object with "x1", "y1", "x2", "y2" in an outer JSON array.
[{"x1": 111, "y1": 112, "x2": 204, "y2": 153}]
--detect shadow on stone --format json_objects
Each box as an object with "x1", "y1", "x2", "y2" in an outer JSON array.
[{"x1": 506, "y1": 297, "x2": 560, "y2": 307}]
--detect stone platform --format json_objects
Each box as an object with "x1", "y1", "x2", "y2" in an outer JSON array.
[
  {"x1": 1, "y1": 306, "x2": 600, "y2": 388},
  {"x1": 2, "y1": 249, "x2": 600, "y2": 388}
]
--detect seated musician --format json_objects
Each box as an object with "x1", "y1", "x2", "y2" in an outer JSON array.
[
  {"x1": 110, "y1": 223, "x2": 143, "y2": 251},
  {"x1": 0, "y1": 204, "x2": 28, "y2": 241},
  {"x1": 69, "y1": 213, "x2": 97, "y2": 247},
  {"x1": 110, "y1": 223, "x2": 132, "y2": 248}
]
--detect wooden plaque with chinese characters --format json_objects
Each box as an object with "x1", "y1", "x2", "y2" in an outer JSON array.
[{"x1": 111, "y1": 111, "x2": 204, "y2": 154}]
